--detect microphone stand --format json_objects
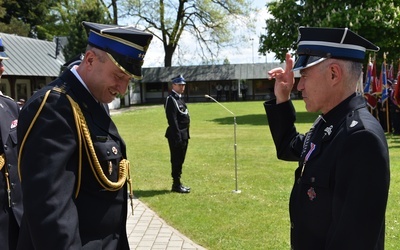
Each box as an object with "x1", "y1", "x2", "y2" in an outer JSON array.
[{"x1": 205, "y1": 95, "x2": 241, "y2": 193}]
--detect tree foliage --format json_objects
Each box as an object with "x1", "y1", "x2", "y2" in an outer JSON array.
[
  {"x1": 62, "y1": 0, "x2": 111, "y2": 61},
  {"x1": 121, "y1": 0, "x2": 254, "y2": 67},
  {"x1": 260, "y1": 0, "x2": 400, "y2": 64},
  {"x1": 0, "y1": 0, "x2": 56, "y2": 39}
]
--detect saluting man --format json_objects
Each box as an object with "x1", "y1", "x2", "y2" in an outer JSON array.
[
  {"x1": 17, "y1": 22, "x2": 152, "y2": 249},
  {"x1": 165, "y1": 75, "x2": 191, "y2": 193},
  {"x1": 265, "y1": 27, "x2": 390, "y2": 249},
  {"x1": 0, "y1": 37, "x2": 23, "y2": 250}
]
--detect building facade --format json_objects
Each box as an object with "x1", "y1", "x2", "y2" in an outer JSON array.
[
  {"x1": 127, "y1": 63, "x2": 300, "y2": 105},
  {"x1": 0, "y1": 33, "x2": 65, "y2": 101}
]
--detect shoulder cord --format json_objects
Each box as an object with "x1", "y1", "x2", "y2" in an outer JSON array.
[
  {"x1": 18, "y1": 89, "x2": 134, "y2": 213},
  {"x1": 170, "y1": 96, "x2": 189, "y2": 115},
  {"x1": 0, "y1": 153, "x2": 12, "y2": 207}
]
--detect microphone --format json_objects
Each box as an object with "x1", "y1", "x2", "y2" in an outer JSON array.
[
  {"x1": 204, "y1": 94, "x2": 240, "y2": 193},
  {"x1": 205, "y1": 94, "x2": 234, "y2": 116}
]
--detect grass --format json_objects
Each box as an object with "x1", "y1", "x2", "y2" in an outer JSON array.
[{"x1": 112, "y1": 100, "x2": 400, "y2": 250}]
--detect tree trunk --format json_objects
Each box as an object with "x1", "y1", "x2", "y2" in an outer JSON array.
[{"x1": 164, "y1": 46, "x2": 173, "y2": 67}]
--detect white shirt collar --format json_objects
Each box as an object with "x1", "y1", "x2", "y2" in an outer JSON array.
[
  {"x1": 172, "y1": 89, "x2": 181, "y2": 98},
  {"x1": 70, "y1": 66, "x2": 98, "y2": 102}
]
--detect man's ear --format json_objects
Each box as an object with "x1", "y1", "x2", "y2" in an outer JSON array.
[
  {"x1": 84, "y1": 50, "x2": 96, "y2": 66},
  {"x1": 329, "y1": 63, "x2": 342, "y2": 83}
]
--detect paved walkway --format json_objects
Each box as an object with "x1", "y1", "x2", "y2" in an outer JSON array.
[
  {"x1": 111, "y1": 107, "x2": 206, "y2": 249},
  {"x1": 126, "y1": 197, "x2": 207, "y2": 250}
]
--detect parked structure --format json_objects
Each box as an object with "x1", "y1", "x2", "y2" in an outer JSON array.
[{"x1": 0, "y1": 33, "x2": 65, "y2": 101}]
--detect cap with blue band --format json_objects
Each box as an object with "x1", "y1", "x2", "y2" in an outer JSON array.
[
  {"x1": 293, "y1": 27, "x2": 379, "y2": 71},
  {"x1": 83, "y1": 21, "x2": 153, "y2": 79},
  {"x1": 171, "y1": 75, "x2": 186, "y2": 85}
]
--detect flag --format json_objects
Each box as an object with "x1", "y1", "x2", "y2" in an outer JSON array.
[
  {"x1": 381, "y1": 61, "x2": 388, "y2": 104},
  {"x1": 364, "y1": 58, "x2": 377, "y2": 109},
  {"x1": 388, "y1": 62, "x2": 394, "y2": 81},
  {"x1": 393, "y1": 62, "x2": 400, "y2": 107},
  {"x1": 364, "y1": 60, "x2": 373, "y2": 93},
  {"x1": 372, "y1": 59, "x2": 380, "y2": 94}
]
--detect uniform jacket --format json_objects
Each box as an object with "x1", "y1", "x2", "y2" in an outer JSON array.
[
  {"x1": 17, "y1": 70, "x2": 129, "y2": 250},
  {"x1": 0, "y1": 94, "x2": 23, "y2": 248},
  {"x1": 264, "y1": 93, "x2": 390, "y2": 250},
  {"x1": 164, "y1": 91, "x2": 190, "y2": 143}
]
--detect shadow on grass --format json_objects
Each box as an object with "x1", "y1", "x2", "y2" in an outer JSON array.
[
  {"x1": 208, "y1": 111, "x2": 318, "y2": 126},
  {"x1": 387, "y1": 134, "x2": 400, "y2": 149},
  {"x1": 134, "y1": 189, "x2": 171, "y2": 198}
]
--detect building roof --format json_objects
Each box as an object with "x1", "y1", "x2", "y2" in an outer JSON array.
[
  {"x1": 141, "y1": 62, "x2": 291, "y2": 83},
  {"x1": 0, "y1": 32, "x2": 65, "y2": 77}
]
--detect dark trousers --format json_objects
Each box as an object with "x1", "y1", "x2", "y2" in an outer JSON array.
[
  {"x1": 167, "y1": 138, "x2": 189, "y2": 180},
  {"x1": 0, "y1": 208, "x2": 19, "y2": 250}
]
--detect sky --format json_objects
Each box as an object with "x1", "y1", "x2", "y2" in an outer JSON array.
[{"x1": 122, "y1": 1, "x2": 276, "y2": 67}]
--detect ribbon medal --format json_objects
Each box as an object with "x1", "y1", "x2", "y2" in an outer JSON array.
[{"x1": 307, "y1": 187, "x2": 317, "y2": 201}]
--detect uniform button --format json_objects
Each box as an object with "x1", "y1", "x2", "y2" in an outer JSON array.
[
  {"x1": 4, "y1": 145, "x2": 8, "y2": 150},
  {"x1": 11, "y1": 183, "x2": 15, "y2": 189},
  {"x1": 107, "y1": 150, "x2": 110, "y2": 156},
  {"x1": 8, "y1": 163, "x2": 12, "y2": 169},
  {"x1": 291, "y1": 222, "x2": 294, "y2": 229}
]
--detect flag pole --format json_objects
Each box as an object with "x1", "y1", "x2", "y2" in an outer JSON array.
[{"x1": 384, "y1": 53, "x2": 390, "y2": 133}]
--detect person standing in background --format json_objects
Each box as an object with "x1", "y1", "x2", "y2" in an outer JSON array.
[
  {"x1": 165, "y1": 75, "x2": 191, "y2": 193},
  {"x1": 0, "y1": 37, "x2": 23, "y2": 250},
  {"x1": 240, "y1": 82, "x2": 248, "y2": 101},
  {"x1": 224, "y1": 83, "x2": 230, "y2": 101},
  {"x1": 216, "y1": 83, "x2": 223, "y2": 101},
  {"x1": 231, "y1": 83, "x2": 238, "y2": 101}
]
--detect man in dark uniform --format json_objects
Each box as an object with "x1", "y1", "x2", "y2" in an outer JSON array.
[
  {"x1": 265, "y1": 27, "x2": 390, "y2": 249},
  {"x1": 17, "y1": 22, "x2": 152, "y2": 249},
  {"x1": 0, "y1": 37, "x2": 23, "y2": 250},
  {"x1": 165, "y1": 75, "x2": 191, "y2": 193}
]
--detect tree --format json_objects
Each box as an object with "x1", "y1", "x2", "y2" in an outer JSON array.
[
  {"x1": 0, "y1": 0, "x2": 30, "y2": 36},
  {"x1": 0, "y1": 0, "x2": 56, "y2": 39},
  {"x1": 100, "y1": 0, "x2": 118, "y2": 24},
  {"x1": 121, "y1": 0, "x2": 254, "y2": 67},
  {"x1": 62, "y1": 0, "x2": 111, "y2": 61},
  {"x1": 259, "y1": 0, "x2": 400, "y2": 64}
]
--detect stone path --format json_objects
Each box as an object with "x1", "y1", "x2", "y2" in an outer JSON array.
[{"x1": 126, "y1": 197, "x2": 207, "y2": 250}]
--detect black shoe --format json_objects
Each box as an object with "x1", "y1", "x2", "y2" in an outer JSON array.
[
  {"x1": 181, "y1": 185, "x2": 191, "y2": 191},
  {"x1": 171, "y1": 185, "x2": 190, "y2": 193}
]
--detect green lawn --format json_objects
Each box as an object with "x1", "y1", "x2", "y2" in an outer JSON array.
[{"x1": 112, "y1": 100, "x2": 400, "y2": 250}]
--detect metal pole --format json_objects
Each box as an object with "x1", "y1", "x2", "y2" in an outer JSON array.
[
  {"x1": 205, "y1": 95, "x2": 241, "y2": 193},
  {"x1": 233, "y1": 116, "x2": 240, "y2": 193}
]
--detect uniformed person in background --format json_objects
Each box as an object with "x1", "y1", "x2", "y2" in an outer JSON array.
[
  {"x1": 0, "y1": 37, "x2": 23, "y2": 250},
  {"x1": 265, "y1": 27, "x2": 390, "y2": 249},
  {"x1": 165, "y1": 75, "x2": 191, "y2": 193},
  {"x1": 216, "y1": 83, "x2": 223, "y2": 101},
  {"x1": 17, "y1": 21, "x2": 152, "y2": 249}
]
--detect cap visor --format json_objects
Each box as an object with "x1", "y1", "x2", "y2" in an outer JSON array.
[{"x1": 292, "y1": 55, "x2": 326, "y2": 71}]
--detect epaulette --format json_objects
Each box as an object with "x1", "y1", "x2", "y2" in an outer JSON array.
[
  {"x1": 51, "y1": 82, "x2": 69, "y2": 94},
  {"x1": 345, "y1": 109, "x2": 365, "y2": 134},
  {"x1": 0, "y1": 93, "x2": 15, "y2": 101}
]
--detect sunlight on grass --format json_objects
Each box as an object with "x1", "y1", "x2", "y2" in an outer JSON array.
[{"x1": 112, "y1": 100, "x2": 399, "y2": 250}]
